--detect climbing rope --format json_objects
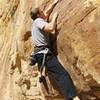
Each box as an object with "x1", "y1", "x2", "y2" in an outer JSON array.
[{"x1": 39, "y1": 48, "x2": 49, "y2": 83}]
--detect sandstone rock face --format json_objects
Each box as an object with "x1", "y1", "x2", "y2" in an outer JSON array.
[{"x1": 0, "y1": 0, "x2": 100, "y2": 100}]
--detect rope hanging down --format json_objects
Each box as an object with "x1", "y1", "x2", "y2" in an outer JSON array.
[{"x1": 39, "y1": 48, "x2": 49, "y2": 83}]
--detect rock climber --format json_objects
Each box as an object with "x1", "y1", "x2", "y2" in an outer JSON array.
[{"x1": 29, "y1": 0, "x2": 80, "y2": 100}]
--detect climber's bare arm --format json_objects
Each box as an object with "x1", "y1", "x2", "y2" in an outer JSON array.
[
  {"x1": 43, "y1": 12, "x2": 58, "y2": 33},
  {"x1": 44, "y1": 0, "x2": 59, "y2": 20}
]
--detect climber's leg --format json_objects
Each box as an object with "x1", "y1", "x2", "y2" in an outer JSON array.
[{"x1": 46, "y1": 55, "x2": 77, "y2": 100}]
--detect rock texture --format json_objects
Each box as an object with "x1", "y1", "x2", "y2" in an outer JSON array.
[{"x1": 0, "y1": 0, "x2": 100, "y2": 100}]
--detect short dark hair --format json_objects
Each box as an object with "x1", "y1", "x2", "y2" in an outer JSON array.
[{"x1": 30, "y1": 8, "x2": 40, "y2": 20}]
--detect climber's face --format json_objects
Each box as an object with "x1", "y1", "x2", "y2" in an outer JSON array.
[{"x1": 37, "y1": 10, "x2": 46, "y2": 19}]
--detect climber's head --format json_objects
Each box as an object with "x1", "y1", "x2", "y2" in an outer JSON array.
[{"x1": 30, "y1": 7, "x2": 46, "y2": 20}]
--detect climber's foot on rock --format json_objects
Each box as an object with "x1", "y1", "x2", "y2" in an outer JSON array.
[{"x1": 73, "y1": 96, "x2": 80, "y2": 100}]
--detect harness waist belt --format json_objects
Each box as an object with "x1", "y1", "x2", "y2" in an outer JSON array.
[
  {"x1": 35, "y1": 45, "x2": 49, "y2": 48},
  {"x1": 34, "y1": 45, "x2": 49, "y2": 53}
]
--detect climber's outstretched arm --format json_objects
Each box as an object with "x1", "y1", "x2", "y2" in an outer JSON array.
[
  {"x1": 43, "y1": 12, "x2": 58, "y2": 33},
  {"x1": 44, "y1": 0, "x2": 59, "y2": 20}
]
